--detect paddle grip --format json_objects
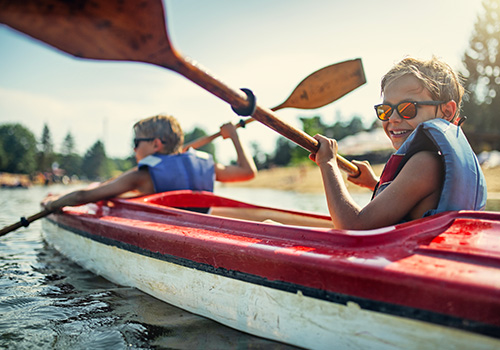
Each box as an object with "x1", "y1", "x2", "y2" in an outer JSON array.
[{"x1": 231, "y1": 88, "x2": 256, "y2": 116}]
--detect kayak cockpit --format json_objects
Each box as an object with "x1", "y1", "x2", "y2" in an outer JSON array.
[{"x1": 125, "y1": 190, "x2": 334, "y2": 228}]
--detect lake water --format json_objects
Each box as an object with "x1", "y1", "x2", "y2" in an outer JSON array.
[
  {"x1": 0, "y1": 184, "x2": 362, "y2": 350},
  {"x1": 1, "y1": 184, "x2": 498, "y2": 349}
]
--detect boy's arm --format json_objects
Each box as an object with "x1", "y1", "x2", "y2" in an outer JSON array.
[
  {"x1": 214, "y1": 123, "x2": 257, "y2": 182},
  {"x1": 347, "y1": 160, "x2": 379, "y2": 191},
  {"x1": 42, "y1": 168, "x2": 153, "y2": 211},
  {"x1": 312, "y1": 135, "x2": 442, "y2": 230}
]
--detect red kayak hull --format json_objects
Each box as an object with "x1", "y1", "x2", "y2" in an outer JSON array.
[{"x1": 42, "y1": 190, "x2": 500, "y2": 348}]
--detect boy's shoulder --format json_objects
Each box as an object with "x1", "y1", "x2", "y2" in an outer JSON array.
[{"x1": 138, "y1": 154, "x2": 162, "y2": 167}]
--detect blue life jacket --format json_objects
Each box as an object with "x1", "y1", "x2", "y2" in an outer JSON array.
[
  {"x1": 374, "y1": 119, "x2": 487, "y2": 216},
  {"x1": 138, "y1": 148, "x2": 215, "y2": 193}
]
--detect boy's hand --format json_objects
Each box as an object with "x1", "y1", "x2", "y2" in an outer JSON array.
[
  {"x1": 41, "y1": 194, "x2": 61, "y2": 212},
  {"x1": 219, "y1": 122, "x2": 238, "y2": 140},
  {"x1": 347, "y1": 160, "x2": 379, "y2": 191},
  {"x1": 309, "y1": 134, "x2": 338, "y2": 165}
]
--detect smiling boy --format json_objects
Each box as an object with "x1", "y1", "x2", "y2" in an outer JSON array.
[{"x1": 311, "y1": 57, "x2": 487, "y2": 230}]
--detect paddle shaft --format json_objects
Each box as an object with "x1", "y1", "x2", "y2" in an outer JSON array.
[
  {"x1": 183, "y1": 112, "x2": 267, "y2": 151},
  {"x1": 160, "y1": 58, "x2": 359, "y2": 176},
  {"x1": 0, "y1": 209, "x2": 52, "y2": 237}
]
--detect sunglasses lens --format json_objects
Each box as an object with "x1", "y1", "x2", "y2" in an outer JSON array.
[
  {"x1": 397, "y1": 102, "x2": 417, "y2": 119},
  {"x1": 376, "y1": 105, "x2": 392, "y2": 121}
]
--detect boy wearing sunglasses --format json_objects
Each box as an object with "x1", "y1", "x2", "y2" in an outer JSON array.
[
  {"x1": 310, "y1": 57, "x2": 486, "y2": 229},
  {"x1": 43, "y1": 114, "x2": 257, "y2": 212}
]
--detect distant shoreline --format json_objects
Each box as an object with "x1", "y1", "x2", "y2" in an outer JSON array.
[
  {"x1": 222, "y1": 163, "x2": 500, "y2": 196},
  {"x1": 3, "y1": 164, "x2": 499, "y2": 197}
]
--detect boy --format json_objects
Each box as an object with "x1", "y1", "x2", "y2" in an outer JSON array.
[
  {"x1": 310, "y1": 57, "x2": 487, "y2": 230},
  {"x1": 43, "y1": 114, "x2": 257, "y2": 211}
]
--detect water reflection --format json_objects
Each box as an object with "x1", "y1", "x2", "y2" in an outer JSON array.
[{"x1": 0, "y1": 185, "x2": 300, "y2": 349}]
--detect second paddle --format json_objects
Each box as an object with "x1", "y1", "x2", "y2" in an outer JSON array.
[{"x1": 183, "y1": 59, "x2": 365, "y2": 151}]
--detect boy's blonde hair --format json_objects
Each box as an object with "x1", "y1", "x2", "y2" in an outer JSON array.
[
  {"x1": 133, "y1": 114, "x2": 184, "y2": 154},
  {"x1": 381, "y1": 57, "x2": 465, "y2": 121}
]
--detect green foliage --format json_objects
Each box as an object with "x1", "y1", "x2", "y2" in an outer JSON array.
[
  {"x1": 61, "y1": 132, "x2": 76, "y2": 155},
  {"x1": 271, "y1": 115, "x2": 369, "y2": 166},
  {"x1": 184, "y1": 126, "x2": 216, "y2": 160},
  {"x1": 36, "y1": 123, "x2": 56, "y2": 172},
  {"x1": 81, "y1": 140, "x2": 112, "y2": 180},
  {"x1": 273, "y1": 138, "x2": 294, "y2": 166},
  {"x1": 0, "y1": 123, "x2": 38, "y2": 174},
  {"x1": 461, "y1": 0, "x2": 500, "y2": 150},
  {"x1": 325, "y1": 116, "x2": 365, "y2": 141},
  {"x1": 111, "y1": 157, "x2": 135, "y2": 172},
  {"x1": 0, "y1": 142, "x2": 6, "y2": 169},
  {"x1": 57, "y1": 131, "x2": 82, "y2": 176},
  {"x1": 58, "y1": 153, "x2": 82, "y2": 177},
  {"x1": 300, "y1": 116, "x2": 327, "y2": 137}
]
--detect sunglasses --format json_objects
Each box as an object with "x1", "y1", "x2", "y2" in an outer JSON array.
[
  {"x1": 374, "y1": 101, "x2": 444, "y2": 121},
  {"x1": 133, "y1": 137, "x2": 155, "y2": 148}
]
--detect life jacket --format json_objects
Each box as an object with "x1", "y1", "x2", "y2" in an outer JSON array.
[
  {"x1": 138, "y1": 148, "x2": 215, "y2": 193},
  {"x1": 373, "y1": 118, "x2": 487, "y2": 217}
]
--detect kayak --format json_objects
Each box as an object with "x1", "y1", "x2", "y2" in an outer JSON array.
[{"x1": 41, "y1": 190, "x2": 500, "y2": 349}]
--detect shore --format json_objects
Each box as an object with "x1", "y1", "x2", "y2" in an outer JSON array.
[
  {"x1": 3, "y1": 164, "x2": 500, "y2": 199},
  {"x1": 222, "y1": 163, "x2": 500, "y2": 199}
]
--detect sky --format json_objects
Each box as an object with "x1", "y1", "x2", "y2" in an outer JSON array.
[{"x1": 0, "y1": 0, "x2": 486, "y2": 163}]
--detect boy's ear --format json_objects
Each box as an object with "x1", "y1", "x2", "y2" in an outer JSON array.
[
  {"x1": 153, "y1": 138, "x2": 164, "y2": 151},
  {"x1": 441, "y1": 100, "x2": 457, "y2": 122}
]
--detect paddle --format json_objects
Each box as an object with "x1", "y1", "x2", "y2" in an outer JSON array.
[
  {"x1": 0, "y1": 209, "x2": 52, "y2": 237},
  {"x1": 0, "y1": 0, "x2": 361, "y2": 176},
  {"x1": 183, "y1": 59, "x2": 366, "y2": 151}
]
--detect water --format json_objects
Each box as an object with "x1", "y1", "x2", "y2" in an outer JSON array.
[
  {"x1": 0, "y1": 184, "x2": 343, "y2": 350},
  {"x1": 2, "y1": 184, "x2": 498, "y2": 349}
]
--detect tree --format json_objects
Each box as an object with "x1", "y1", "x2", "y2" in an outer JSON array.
[
  {"x1": 61, "y1": 132, "x2": 76, "y2": 155},
  {"x1": 57, "y1": 131, "x2": 82, "y2": 177},
  {"x1": 184, "y1": 126, "x2": 216, "y2": 159},
  {"x1": 58, "y1": 153, "x2": 82, "y2": 177},
  {"x1": 273, "y1": 138, "x2": 294, "y2": 166},
  {"x1": 299, "y1": 116, "x2": 327, "y2": 137},
  {"x1": 0, "y1": 123, "x2": 38, "y2": 174},
  {"x1": 0, "y1": 142, "x2": 6, "y2": 170},
  {"x1": 462, "y1": 0, "x2": 500, "y2": 150},
  {"x1": 37, "y1": 123, "x2": 56, "y2": 172},
  {"x1": 81, "y1": 140, "x2": 112, "y2": 180},
  {"x1": 324, "y1": 116, "x2": 366, "y2": 141}
]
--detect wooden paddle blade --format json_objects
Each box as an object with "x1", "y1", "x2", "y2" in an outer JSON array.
[
  {"x1": 0, "y1": 0, "x2": 178, "y2": 67},
  {"x1": 273, "y1": 59, "x2": 366, "y2": 110}
]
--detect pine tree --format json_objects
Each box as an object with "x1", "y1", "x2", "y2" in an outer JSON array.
[
  {"x1": 462, "y1": 0, "x2": 500, "y2": 150},
  {"x1": 61, "y1": 132, "x2": 76, "y2": 155},
  {"x1": 37, "y1": 123, "x2": 56, "y2": 172},
  {"x1": 59, "y1": 131, "x2": 82, "y2": 176},
  {"x1": 81, "y1": 140, "x2": 111, "y2": 180}
]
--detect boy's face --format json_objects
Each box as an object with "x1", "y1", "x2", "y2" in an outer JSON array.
[
  {"x1": 382, "y1": 75, "x2": 441, "y2": 150},
  {"x1": 133, "y1": 131, "x2": 157, "y2": 162}
]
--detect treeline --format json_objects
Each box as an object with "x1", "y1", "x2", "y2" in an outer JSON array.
[
  {"x1": 461, "y1": 0, "x2": 500, "y2": 151},
  {"x1": 250, "y1": 116, "x2": 377, "y2": 169},
  {"x1": 0, "y1": 123, "x2": 135, "y2": 182},
  {"x1": 0, "y1": 116, "x2": 372, "y2": 180}
]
